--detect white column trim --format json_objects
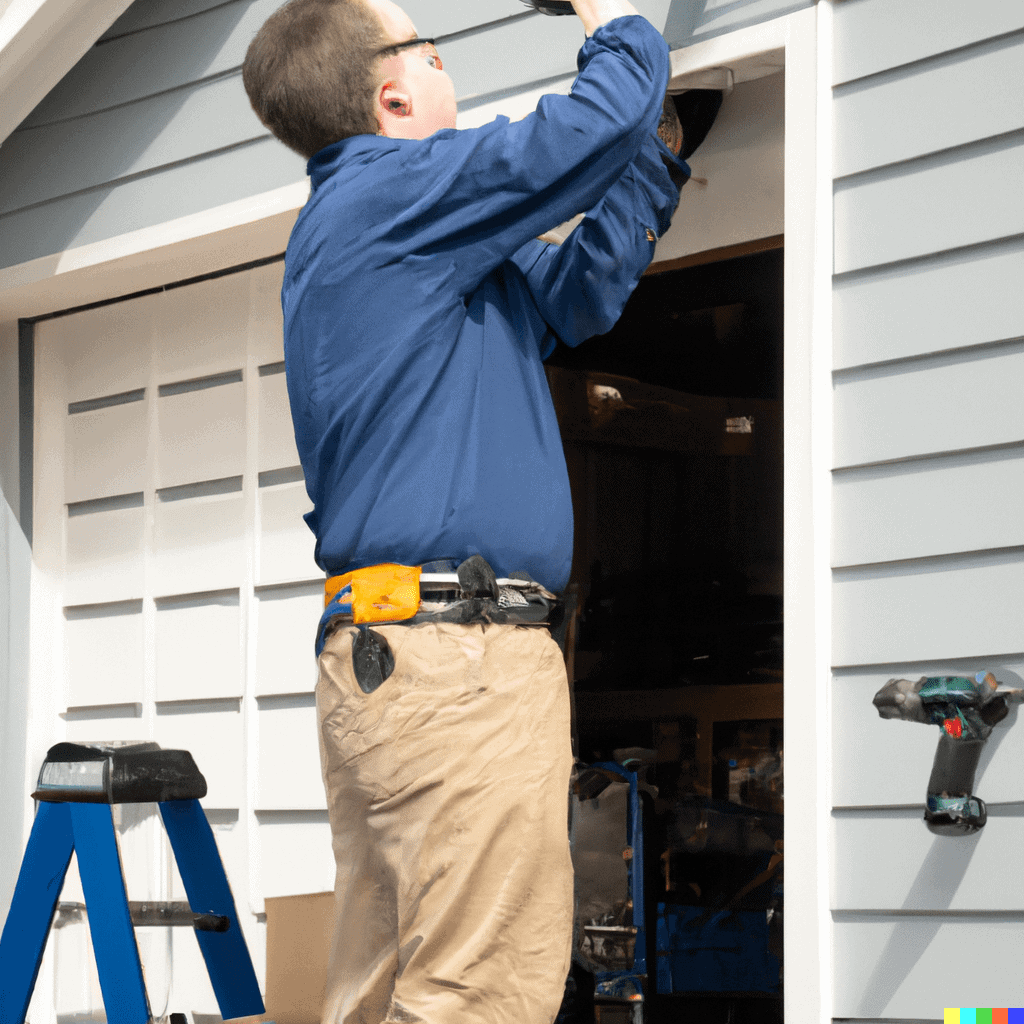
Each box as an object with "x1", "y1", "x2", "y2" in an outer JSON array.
[{"x1": 782, "y1": 5, "x2": 834, "y2": 1024}]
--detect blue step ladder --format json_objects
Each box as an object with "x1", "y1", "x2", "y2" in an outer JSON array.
[{"x1": 0, "y1": 742, "x2": 265, "y2": 1024}]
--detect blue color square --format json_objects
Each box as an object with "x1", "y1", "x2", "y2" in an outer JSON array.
[
  {"x1": 961, "y1": 1011, "x2": 976, "y2": 1024},
  {"x1": 1007, "y1": 1010, "x2": 1024, "y2": 1024}
]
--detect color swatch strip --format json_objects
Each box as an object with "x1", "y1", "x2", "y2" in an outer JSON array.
[{"x1": 945, "y1": 1010, "x2": 1024, "y2": 1024}]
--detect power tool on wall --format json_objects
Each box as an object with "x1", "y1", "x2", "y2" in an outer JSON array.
[{"x1": 873, "y1": 672, "x2": 1024, "y2": 836}]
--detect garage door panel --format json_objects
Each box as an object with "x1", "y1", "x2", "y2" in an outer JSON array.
[
  {"x1": 157, "y1": 276, "x2": 250, "y2": 383},
  {"x1": 65, "y1": 601, "x2": 145, "y2": 709},
  {"x1": 65, "y1": 505, "x2": 145, "y2": 606},
  {"x1": 258, "y1": 817, "x2": 334, "y2": 902},
  {"x1": 38, "y1": 294, "x2": 156, "y2": 406},
  {"x1": 259, "y1": 482, "x2": 316, "y2": 585},
  {"x1": 156, "y1": 381, "x2": 246, "y2": 489},
  {"x1": 255, "y1": 584, "x2": 321, "y2": 697},
  {"x1": 64, "y1": 706, "x2": 147, "y2": 751},
  {"x1": 257, "y1": 371, "x2": 300, "y2": 473},
  {"x1": 34, "y1": 261, "x2": 311, "y2": 997},
  {"x1": 65, "y1": 402, "x2": 148, "y2": 503},
  {"x1": 153, "y1": 489, "x2": 245, "y2": 595},
  {"x1": 249, "y1": 261, "x2": 286, "y2": 368},
  {"x1": 256, "y1": 701, "x2": 326, "y2": 811},
  {"x1": 155, "y1": 591, "x2": 242, "y2": 702}
]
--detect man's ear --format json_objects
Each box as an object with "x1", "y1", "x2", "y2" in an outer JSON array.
[{"x1": 378, "y1": 83, "x2": 412, "y2": 133}]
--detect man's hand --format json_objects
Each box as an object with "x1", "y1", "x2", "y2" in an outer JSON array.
[
  {"x1": 571, "y1": 0, "x2": 641, "y2": 35},
  {"x1": 657, "y1": 93, "x2": 683, "y2": 156},
  {"x1": 521, "y1": 0, "x2": 641, "y2": 37}
]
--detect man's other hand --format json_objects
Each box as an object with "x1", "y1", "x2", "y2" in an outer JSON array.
[{"x1": 570, "y1": 0, "x2": 641, "y2": 35}]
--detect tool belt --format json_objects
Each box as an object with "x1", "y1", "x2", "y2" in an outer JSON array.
[{"x1": 317, "y1": 554, "x2": 560, "y2": 660}]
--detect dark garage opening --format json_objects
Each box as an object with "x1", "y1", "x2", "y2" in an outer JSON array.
[{"x1": 546, "y1": 246, "x2": 784, "y2": 1024}]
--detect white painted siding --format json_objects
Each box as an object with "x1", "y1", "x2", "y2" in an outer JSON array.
[
  {"x1": 0, "y1": 0, "x2": 811, "y2": 271},
  {"x1": 830, "y1": 3, "x2": 1024, "y2": 1019}
]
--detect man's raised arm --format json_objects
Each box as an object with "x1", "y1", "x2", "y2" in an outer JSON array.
[
  {"x1": 570, "y1": 0, "x2": 642, "y2": 36},
  {"x1": 510, "y1": 129, "x2": 687, "y2": 347}
]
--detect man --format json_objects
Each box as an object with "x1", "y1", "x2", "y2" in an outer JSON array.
[{"x1": 242, "y1": 2, "x2": 694, "y2": 1022}]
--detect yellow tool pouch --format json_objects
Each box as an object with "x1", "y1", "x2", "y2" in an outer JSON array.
[{"x1": 325, "y1": 563, "x2": 422, "y2": 624}]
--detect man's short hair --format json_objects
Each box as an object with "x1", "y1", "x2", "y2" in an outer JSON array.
[{"x1": 243, "y1": 0, "x2": 388, "y2": 160}]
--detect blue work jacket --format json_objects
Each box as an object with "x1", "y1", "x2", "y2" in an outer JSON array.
[{"x1": 282, "y1": 15, "x2": 688, "y2": 594}]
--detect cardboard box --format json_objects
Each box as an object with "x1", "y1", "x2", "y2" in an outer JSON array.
[{"x1": 263, "y1": 891, "x2": 334, "y2": 1024}]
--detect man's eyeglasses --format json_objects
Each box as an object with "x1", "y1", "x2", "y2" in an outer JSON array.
[{"x1": 375, "y1": 37, "x2": 443, "y2": 71}]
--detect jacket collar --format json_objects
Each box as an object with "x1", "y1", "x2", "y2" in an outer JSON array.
[{"x1": 307, "y1": 134, "x2": 402, "y2": 190}]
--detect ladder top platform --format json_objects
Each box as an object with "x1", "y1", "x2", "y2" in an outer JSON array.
[{"x1": 33, "y1": 742, "x2": 207, "y2": 804}]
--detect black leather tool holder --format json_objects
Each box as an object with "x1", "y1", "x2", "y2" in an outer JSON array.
[{"x1": 352, "y1": 628, "x2": 397, "y2": 695}]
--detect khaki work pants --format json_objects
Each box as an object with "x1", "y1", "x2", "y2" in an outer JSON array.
[{"x1": 317, "y1": 621, "x2": 574, "y2": 1024}]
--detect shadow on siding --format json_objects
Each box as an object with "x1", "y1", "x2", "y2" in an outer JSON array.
[{"x1": 855, "y1": 697, "x2": 1023, "y2": 1016}]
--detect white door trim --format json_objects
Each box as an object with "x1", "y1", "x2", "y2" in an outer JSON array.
[{"x1": 781, "y1": 6, "x2": 835, "y2": 1024}]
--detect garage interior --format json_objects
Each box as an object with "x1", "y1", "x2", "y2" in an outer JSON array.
[{"x1": 545, "y1": 244, "x2": 784, "y2": 1024}]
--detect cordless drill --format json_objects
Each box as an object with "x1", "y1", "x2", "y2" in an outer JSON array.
[{"x1": 873, "y1": 672, "x2": 1023, "y2": 836}]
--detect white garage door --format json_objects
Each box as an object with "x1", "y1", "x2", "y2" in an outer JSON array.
[{"x1": 29, "y1": 259, "x2": 332, "y2": 1017}]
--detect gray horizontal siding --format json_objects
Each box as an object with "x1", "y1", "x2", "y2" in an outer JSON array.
[
  {"x1": 833, "y1": 236, "x2": 1024, "y2": 370},
  {"x1": 664, "y1": 0, "x2": 811, "y2": 48},
  {"x1": 833, "y1": 812, "x2": 1024, "y2": 911},
  {"x1": 31, "y1": 0, "x2": 535, "y2": 128},
  {"x1": 0, "y1": 0, "x2": 810, "y2": 271},
  {"x1": 99, "y1": 0, "x2": 234, "y2": 42},
  {"x1": 443, "y1": 13, "x2": 594, "y2": 107},
  {"x1": 0, "y1": 136, "x2": 305, "y2": 268},
  {"x1": 23, "y1": 0, "x2": 282, "y2": 129},
  {"x1": 833, "y1": 918, "x2": 1024, "y2": 1018},
  {"x1": 832, "y1": 549, "x2": 1024, "y2": 667},
  {"x1": 98, "y1": 0, "x2": 530, "y2": 51},
  {"x1": 833, "y1": 31, "x2": 1024, "y2": 179},
  {"x1": 833, "y1": 0, "x2": 1024, "y2": 86},
  {"x1": 833, "y1": 134, "x2": 1024, "y2": 275},
  {"x1": 832, "y1": 341, "x2": 1024, "y2": 468},
  {"x1": 832, "y1": 445, "x2": 1024, "y2": 567},
  {"x1": 832, "y1": 15, "x2": 1024, "y2": 1015},
  {"x1": 1, "y1": 75, "x2": 266, "y2": 217}
]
